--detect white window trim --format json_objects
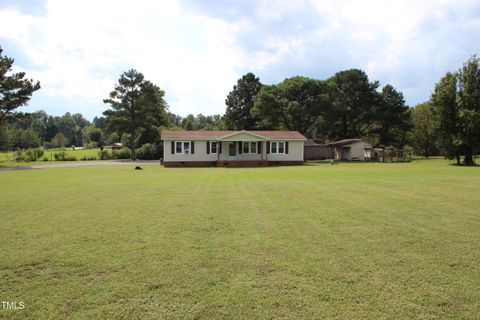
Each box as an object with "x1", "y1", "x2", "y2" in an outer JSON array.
[
  {"x1": 210, "y1": 141, "x2": 218, "y2": 154},
  {"x1": 270, "y1": 141, "x2": 285, "y2": 154},
  {"x1": 175, "y1": 141, "x2": 191, "y2": 154},
  {"x1": 241, "y1": 141, "x2": 258, "y2": 154}
]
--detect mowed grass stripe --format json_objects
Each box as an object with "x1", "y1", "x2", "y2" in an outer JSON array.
[{"x1": 0, "y1": 161, "x2": 479, "y2": 319}]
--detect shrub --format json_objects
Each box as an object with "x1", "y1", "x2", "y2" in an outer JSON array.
[
  {"x1": 65, "y1": 156, "x2": 77, "y2": 161},
  {"x1": 54, "y1": 151, "x2": 67, "y2": 161},
  {"x1": 98, "y1": 149, "x2": 112, "y2": 160},
  {"x1": 43, "y1": 157, "x2": 49, "y2": 162},
  {"x1": 14, "y1": 148, "x2": 44, "y2": 162},
  {"x1": 85, "y1": 142, "x2": 97, "y2": 149},
  {"x1": 112, "y1": 148, "x2": 131, "y2": 160},
  {"x1": 25, "y1": 148, "x2": 44, "y2": 161},
  {"x1": 136, "y1": 143, "x2": 161, "y2": 160},
  {"x1": 14, "y1": 150, "x2": 25, "y2": 162}
]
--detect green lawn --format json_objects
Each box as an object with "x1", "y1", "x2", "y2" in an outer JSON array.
[{"x1": 0, "y1": 160, "x2": 479, "y2": 319}]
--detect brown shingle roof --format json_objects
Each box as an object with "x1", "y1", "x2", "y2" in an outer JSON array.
[
  {"x1": 161, "y1": 130, "x2": 306, "y2": 140},
  {"x1": 323, "y1": 139, "x2": 369, "y2": 147},
  {"x1": 304, "y1": 139, "x2": 324, "y2": 146}
]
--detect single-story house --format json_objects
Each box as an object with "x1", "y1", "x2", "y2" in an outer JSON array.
[
  {"x1": 161, "y1": 130, "x2": 306, "y2": 167},
  {"x1": 324, "y1": 139, "x2": 373, "y2": 161},
  {"x1": 303, "y1": 139, "x2": 332, "y2": 160}
]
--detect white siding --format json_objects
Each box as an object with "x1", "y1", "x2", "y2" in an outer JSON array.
[
  {"x1": 219, "y1": 132, "x2": 268, "y2": 141},
  {"x1": 350, "y1": 141, "x2": 372, "y2": 160},
  {"x1": 164, "y1": 140, "x2": 218, "y2": 162},
  {"x1": 267, "y1": 141, "x2": 304, "y2": 162},
  {"x1": 164, "y1": 140, "x2": 304, "y2": 162},
  {"x1": 334, "y1": 141, "x2": 372, "y2": 160}
]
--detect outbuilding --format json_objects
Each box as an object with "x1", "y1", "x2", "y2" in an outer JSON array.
[
  {"x1": 324, "y1": 139, "x2": 373, "y2": 161},
  {"x1": 303, "y1": 139, "x2": 331, "y2": 160}
]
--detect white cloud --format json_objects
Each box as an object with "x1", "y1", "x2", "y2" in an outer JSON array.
[
  {"x1": 0, "y1": 0, "x2": 479, "y2": 118},
  {"x1": 0, "y1": 0, "x2": 243, "y2": 117}
]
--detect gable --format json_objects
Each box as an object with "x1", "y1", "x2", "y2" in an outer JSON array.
[{"x1": 219, "y1": 131, "x2": 268, "y2": 141}]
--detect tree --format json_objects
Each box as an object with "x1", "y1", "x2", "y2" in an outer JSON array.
[
  {"x1": 51, "y1": 132, "x2": 68, "y2": 148},
  {"x1": 375, "y1": 84, "x2": 411, "y2": 148},
  {"x1": 0, "y1": 46, "x2": 40, "y2": 126},
  {"x1": 93, "y1": 116, "x2": 107, "y2": 129},
  {"x1": 224, "y1": 73, "x2": 262, "y2": 130},
  {"x1": 432, "y1": 72, "x2": 460, "y2": 164},
  {"x1": 103, "y1": 69, "x2": 169, "y2": 160},
  {"x1": 410, "y1": 103, "x2": 439, "y2": 157},
  {"x1": 14, "y1": 128, "x2": 40, "y2": 149},
  {"x1": 432, "y1": 57, "x2": 480, "y2": 166},
  {"x1": 252, "y1": 76, "x2": 335, "y2": 136},
  {"x1": 456, "y1": 56, "x2": 480, "y2": 165},
  {"x1": 327, "y1": 69, "x2": 381, "y2": 140}
]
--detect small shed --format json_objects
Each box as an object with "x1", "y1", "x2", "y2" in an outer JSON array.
[
  {"x1": 304, "y1": 139, "x2": 331, "y2": 160},
  {"x1": 324, "y1": 139, "x2": 373, "y2": 161},
  {"x1": 112, "y1": 143, "x2": 123, "y2": 150}
]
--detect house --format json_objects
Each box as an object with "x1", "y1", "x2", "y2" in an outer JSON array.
[
  {"x1": 303, "y1": 139, "x2": 332, "y2": 160},
  {"x1": 161, "y1": 130, "x2": 306, "y2": 167},
  {"x1": 324, "y1": 139, "x2": 373, "y2": 161}
]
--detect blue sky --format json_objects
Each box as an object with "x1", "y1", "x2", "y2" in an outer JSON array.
[{"x1": 0, "y1": 0, "x2": 479, "y2": 120}]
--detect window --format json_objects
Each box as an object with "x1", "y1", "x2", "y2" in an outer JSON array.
[
  {"x1": 243, "y1": 142, "x2": 249, "y2": 154},
  {"x1": 278, "y1": 142, "x2": 284, "y2": 153},
  {"x1": 211, "y1": 141, "x2": 218, "y2": 154},
  {"x1": 271, "y1": 142, "x2": 277, "y2": 153},
  {"x1": 175, "y1": 141, "x2": 191, "y2": 154},
  {"x1": 270, "y1": 141, "x2": 285, "y2": 154},
  {"x1": 176, "y1": 142, "x2": 182, "y2": 154},
  {"x1": 241, "y1": 141, "x2": 258, "y2": 154},
  {"x1": 250, "y1": 142, "x2": 257, "y2": 153}
]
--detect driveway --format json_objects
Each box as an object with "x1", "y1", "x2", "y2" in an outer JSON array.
[{"x1": 0, "y1": 160, "x2": 161, "y2": 170}]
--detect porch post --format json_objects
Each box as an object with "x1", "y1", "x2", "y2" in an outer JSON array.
[
  {"x1": 217, "y1": 141, "x2": 220, "y2": 161},
  {"x1": 261, "y1": 141, "x2": 263, "y2": 160}
]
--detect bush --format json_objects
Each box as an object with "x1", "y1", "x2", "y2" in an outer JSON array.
[
  {"x1": 26, "y1": 148, "x2": 44, "y2": 161},
  {"x1": 85, "y1": 142, "x2": 98, "y2": 149},
  {"x1": 112, "y1": 148, "x2": 131, "y2": 160},
  {"x1": 81, "y1": 156, "x2": 97, "y2": 161},
  {"x1": 14, "y1": 148, "x2": 44, "y2": 162},
  {"x1": 43, "y1": 157, "x2": 49, "y2": 162},
  {"x1": 54, "y1": 151, "x2": 67, "y2": 161},
  {"x1": 98, "y1": 149, "x2": 112, "y2": 160},
  {"x1": 136, "y1": 143, "x2": 161, "y2": 160},
  {"x1": 65, "y1": 156, "x2": 77, "y2": 161}
]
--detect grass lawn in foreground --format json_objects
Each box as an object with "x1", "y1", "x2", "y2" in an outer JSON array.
[{"x1": 0, "y1": 160, "x2": 479, "y2": 319}]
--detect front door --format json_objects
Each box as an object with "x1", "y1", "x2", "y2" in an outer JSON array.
[{"x1": 228, "y1": 141, "x2": 236, "y2": 159}]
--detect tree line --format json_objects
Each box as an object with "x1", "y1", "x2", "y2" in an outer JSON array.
[{"x1": 1, "y1": 44, "x2": 479, "y2": 164}]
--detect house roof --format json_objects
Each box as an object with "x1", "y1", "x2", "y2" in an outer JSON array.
[
  {"x1": 323, "y1": 138, "x2": 370, "y2": 147},
  {"x1": 304, "y1": 139, "x2": 324, "y2": 147},
  {"x1": 161, "y1": 130, "x2": 307, "y2": 141}
]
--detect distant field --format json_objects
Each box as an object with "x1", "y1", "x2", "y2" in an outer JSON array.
[
  {"x1": 0, "y1": 159, "x2": 479, "y2": 319},
  {"x1": 0, "y1": 148, "x2": 102, "y2": 166}
]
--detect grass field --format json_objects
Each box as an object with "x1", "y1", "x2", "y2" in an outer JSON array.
[
  {"x1": 0, "y1": 149, "x2": 102, "y2": 167},
  {"x1": 0, "y1": 160, "x2": 479, "y2": 319}
]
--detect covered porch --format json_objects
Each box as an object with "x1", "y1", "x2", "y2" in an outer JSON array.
[{"x1": 214, "y1": 131, "x2": 273, "y2": 163}]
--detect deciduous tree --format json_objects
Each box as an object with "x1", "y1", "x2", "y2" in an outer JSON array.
[
  {"x1": 410, "y1": 103, "x2": 439, "y2": 157},
  {"x1": 252, "y1": 76, "x2": 335, "y2": 135}
]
